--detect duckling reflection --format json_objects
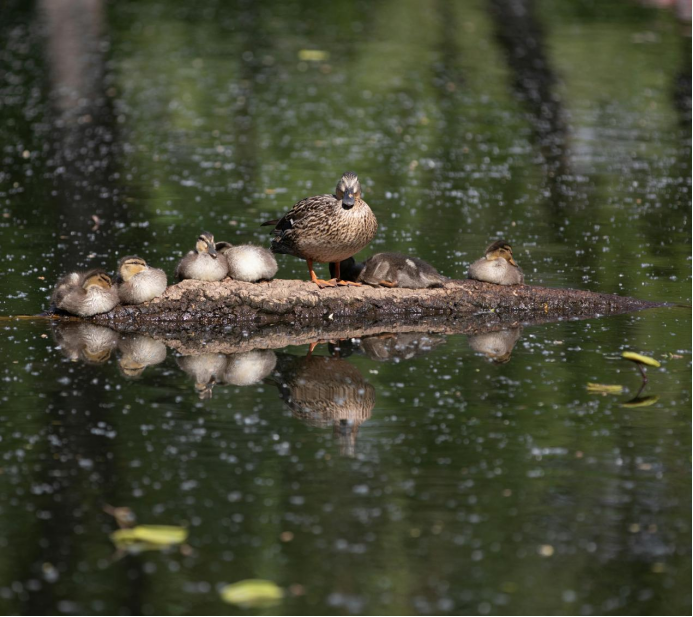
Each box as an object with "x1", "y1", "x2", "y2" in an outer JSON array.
[
  {"x1": 467, "y1": 327, "x2": 522, "y2": 364},
  {"x1": 269, "y1": 353, "x2": 375, "y2": 457},
  {"x1": 52, "y1": 322, "x2": 119, "y2": 364},
  {"x1": 177, "y1": 354, "x2": 227, "y2": 399},
  {"x1": 223, "y1": 350, "x2": 277, "y2": 386},
  {"x1": 359, "y1": 332, "x2": 447, "y2": 362},
  {"x1": 117, "y1": 334, "x2": 167, "y2": 379}
]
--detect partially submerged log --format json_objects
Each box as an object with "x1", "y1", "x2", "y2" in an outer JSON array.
[{"x1": 90, "y1": 278, "x2": 663, "y2": 335}]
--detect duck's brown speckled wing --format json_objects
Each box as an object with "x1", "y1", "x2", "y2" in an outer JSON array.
[{"x1": 265, "y1": 193, "x2": 336, "y2": 257}]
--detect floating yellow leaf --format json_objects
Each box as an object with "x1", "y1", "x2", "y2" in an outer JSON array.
[
  {"x1": 220, "y1": 579, "x2": 284, "y2": 608},
  {"x1": 298, "y1": 49, "x2": 329, "y2": 62},
  {"x1": 586, "y1": 383, "x2": 624, "y2": 395},
  {"x1": 111, "y1": 525, "x2": 188, "y2": 549},
  {"x1": 621, "y1": 352, "x2": 661, "y2": 368},
  {"x1": 621, "y1": 395, "x2": 659, "y2": 408}
]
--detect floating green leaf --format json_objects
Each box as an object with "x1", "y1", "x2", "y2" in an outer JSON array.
[
  {"x1": 220, "y1": 579, "x2": 284, "y2": 608},
  {"x1": 587, "y1": 383, "x2": 624, "y2": 394},
  {"x1": 621, "y1": 352, "x2": 661, "y2": 368},
  {"x1": 111, "y1": 525, "x2": 188, "y2": 549}
]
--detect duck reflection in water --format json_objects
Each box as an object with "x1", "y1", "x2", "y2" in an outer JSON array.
[
  {"x1": 117, "y1": 334, "x2": 167, "y2": 379},
  {"x1": 268, "y1": 353, "x2": 375, "y2": 457},
  {"x1": 52, "y1": 322, "x2": 119, "y2": 364},
  {"x1": 223, "y1": 350, "x2": 277, "y2": 386},
  {"x1": 467, "y1": 327, "x2": 522, "y2": 364},
  {"x1": 177, "y1": 354, "x2": 228, "y2": 399}
]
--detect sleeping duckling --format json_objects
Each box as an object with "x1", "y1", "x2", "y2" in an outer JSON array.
[
  {"x1": 175, "y1": 231, "x2": 228, "y2": 282},
  {"x1": 468, "y1": 240, "x2": 524, "y2": 285},
  {"x1": 117, "y1": 334, "x2": 167, "y2": 378},
  {"x1": 51, "y1": 269, "x2": 119, "y2": 316},
  {"x1": 116, "y1": 256, "x2": 167, "y2": 304},
  {"x1": 223, "y1": 350, "x2": 277, "y2": 386},
  {"x1": 330, "y1": 253, "x2": 448, "y2": 288},
  {"x1": 52, "y1": 322, "x2": 119, "y2": 364},
  {"x1": 215, "y1": 242, "x2": 278, "y2": 283}
]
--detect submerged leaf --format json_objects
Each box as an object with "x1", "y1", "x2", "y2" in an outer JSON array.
[
  {"x1": 111, "y1": 525, "x2": 188, "y2": 549},
  {"x1": 622, "y1": 352, "x2": 661, "y2": 368},
  {"x1": 622, "y1": 395, "x2": 659, "y2": 408},
  {"x1": 298, "y1": 49, "x2": 329, "y2": 62},
  {"x1": 220, "y1": 579, "x2": 284, "y2": 607},
  {"x1": 586, "y1": 383, "x2": 624, "y2": 394}
]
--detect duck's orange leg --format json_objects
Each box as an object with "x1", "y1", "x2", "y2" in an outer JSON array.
[
  {"x1": 307, "y1": 259, "x2": 336, "y2": 288},
  {"x1": 333, "y1": 260, "x2": 363, "y2": 287}
]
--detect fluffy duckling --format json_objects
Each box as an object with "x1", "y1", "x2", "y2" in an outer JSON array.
[
  {"x1": 51, "y1": 269, "x2": 119, "y2": 316},
  {"x1": 52, "y1": 322, "x2": 119, "y2": 364},
  {"x1": 223, "y1": 350, "x2": 277, "y2": 386},
  {"x1": 175, "y1": 231, "x2": 228, "y2": 282},
  {"x1": 177, "y1": 353, "x2": 228, "y2": 399},
  {"x1": 468, "y1": 327, "x2": 523, "y2": 364},
  {"x1": 215, "y1": 242, "x2": 278, "y2": 283},
  {"x1": 468, "y1": 240, "x2": 524, "y2": 285},
  {"x1": 117, "y1": 334, "x2": 167, "y2": 378},
  {"x1": 116, "y1": 256, "x2": 167, "y2": 304},
  {"x1": 331, "y1": 253, "x2": 448, "y2": 288},
  {"x1": 262, "y1": 171, "x2": 378, "y2": 288}
]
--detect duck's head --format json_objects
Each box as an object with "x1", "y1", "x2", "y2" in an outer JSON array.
[
  {"x1": 335, "y1": 171, "x2": 361, "y2": 209},
  {"x1": 118, "y1": 256, "x2": 148, "y2": 282},
  {"x1": 82, "y1": 270, "x2": 113, "y2": 290},
  {"x1": 485, "y1": 240, "x2": 517, "y2": 266},
  {"x1": 196, "y1": 231, "x2": 218, "y2": 258}
]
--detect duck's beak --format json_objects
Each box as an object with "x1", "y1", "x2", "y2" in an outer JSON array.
[
  {"x1": 508, "y1": 256, "x2": 518, "y2": 267},
  {"x1": 207, "y1": 242, "x2": 218, "y2": 258},
  {"x1": 342, "y1": 190, "x2": 355, "y2": 208}
]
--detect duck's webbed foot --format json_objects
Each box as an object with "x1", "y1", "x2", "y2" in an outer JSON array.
[
  {"x1": 379, "y1": 280, "x2": 397, "y2": 288},
  {"x1": 308, "y1": 259, "x2": 337, "y2": 288}
]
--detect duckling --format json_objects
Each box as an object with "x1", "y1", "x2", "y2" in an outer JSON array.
[
  {"x1": 468, "y1": 240, "x2": 524, "y2": 285},
  {"x1": 52, "y1": 322, "x2": 119, "y2": 364},
  {"x1": 51, "y1": 269, "x2": 119, "y2": 316},
  {"x1": 175, "y1": 231, "x2": 228, "y2": 282},
  {"x1": 331, "y1": 253, "x2": 448, "y2": 288},
  {"x1": 223, "y1": 350, "x2": 277, "y2": 386},
  {"x1": 116, "y1": 256, "x2": 167, "y2": 304},
  {"x1": 176, "y1": 353, "x2": 228, "y2": 399},
  {"x1": 262, "y1": 171, "x2": 378, "y2": 288},
  {"x1": 467, "y1": 327, "x2": 523, "y2": 364},
  {"x1": 117, "y1": 334, "x2": 167, "y2": 378},
  {"x1": 215, "y1": 241, "x2": 278, "y2": 283}
]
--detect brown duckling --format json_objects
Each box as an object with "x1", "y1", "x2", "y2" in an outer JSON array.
[
  {"x1": 467, "y1": 240, "x2": 524, "y2": 285},
  {"x1": 116, "y1": 256, "x2": 167, "y2": 305},
  {"x1": 262, "y1": 171, "x2": 378, "y2": 288},
  {"x1": 175, "y1": 231, "x2": 228, "y2": 282},
  {"x1": 51, "y1": 269, "x2": 119, "y2": 316},
  {"x1": 215, "y1": 242, "x2": 278, "y2": 283},
  {"x1": 331, "y1": 253, "x2": 448, "y2": 288}
]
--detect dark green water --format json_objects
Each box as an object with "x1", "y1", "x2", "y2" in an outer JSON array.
[{"x1": 0, "y1": 0, "x2": 690, "y2": 614}]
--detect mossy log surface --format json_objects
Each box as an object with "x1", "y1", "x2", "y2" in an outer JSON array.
[{"x1": 89, "y1": 278, "x2": 663, "y2": 337}]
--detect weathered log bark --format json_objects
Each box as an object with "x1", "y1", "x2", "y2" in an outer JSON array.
[{"x1": 90, "y1": 278, "x2": 663, "y2": 335}]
